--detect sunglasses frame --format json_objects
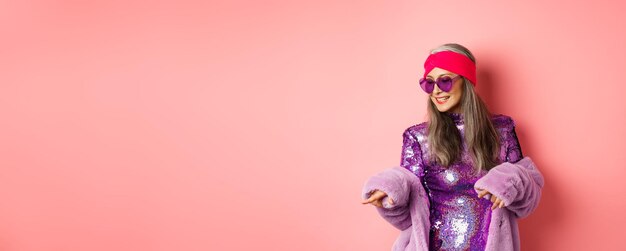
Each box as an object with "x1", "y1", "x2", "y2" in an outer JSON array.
[{"x1": 418, "y1": 75, "x2": 462, "y2": 94}]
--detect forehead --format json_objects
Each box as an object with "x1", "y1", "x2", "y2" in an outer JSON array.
[{"x1": 426, "y1": 67, "x2": 454, "y2": 78}]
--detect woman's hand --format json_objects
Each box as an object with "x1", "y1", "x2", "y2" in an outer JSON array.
[
  {"x1": 361, "y1": 190, "x2": 394, "y2": 208},
  {"x1": 476, "y1": 188, "x2": 505, "y2": 210}
]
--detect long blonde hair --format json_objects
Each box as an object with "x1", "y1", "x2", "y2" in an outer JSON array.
[{"x1": 425, "y1": 43, "x2": 501, "y2": 172}]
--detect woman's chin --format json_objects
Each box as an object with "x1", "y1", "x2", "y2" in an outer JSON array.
[{"x1": 435, "y1": 106, "x2": 450, "y2": 112}]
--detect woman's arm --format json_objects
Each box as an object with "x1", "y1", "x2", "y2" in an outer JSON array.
[
  {"x1": 475, "y1": 119, "x2": 543, "y2": 218},
  {"x1": 361, "y1": 127, "x2": 428, "y2": 230},
  {"x1": 362, "y1": 166, "x2": 414, "y2": 230},
  {"x1": 400, "y1": 127, "x2": 428, "y2": 178},
  {"x1": 474, "y1": 156, "x2": 544, "y2": 218},
  {"x1": 504, "y1": 120, "x2": 524, "y2": 163}
]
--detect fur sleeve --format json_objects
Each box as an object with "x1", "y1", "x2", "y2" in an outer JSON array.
[
  {"x1": 362, "y1": 166, "x2": 416, "y2": 230},
  {"x1": 474, "y1": 156, "x2": 544, "y2": 218}
]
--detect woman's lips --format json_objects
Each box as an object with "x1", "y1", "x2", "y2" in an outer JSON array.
[{"x1": 435, "y1": 96, "x2": 450, "y2": 104}]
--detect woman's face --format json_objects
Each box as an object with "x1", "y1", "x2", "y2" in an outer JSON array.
[{"x1": 426, "y1": 67, "x2": 464, "y2": 113}]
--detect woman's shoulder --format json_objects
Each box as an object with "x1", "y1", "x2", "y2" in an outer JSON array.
[
  {"x1": 491, "y1": 113, "x2": 517, "y2": 130},
  {"x1": 402, "y1": 121, "x2": 428, "y2": 138}
]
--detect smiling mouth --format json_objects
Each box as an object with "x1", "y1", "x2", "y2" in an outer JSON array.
[{"x1": 435, "y1": 96, "x2": 450, "y2": 102}]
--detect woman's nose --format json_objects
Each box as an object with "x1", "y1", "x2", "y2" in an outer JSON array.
[{"x1": 432, "y1": 83, "x2": 442, "y2": 94}]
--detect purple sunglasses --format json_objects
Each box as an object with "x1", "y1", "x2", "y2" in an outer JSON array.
[{"x1": 419, "y1": 75, "x2": 462, "y2": 94}]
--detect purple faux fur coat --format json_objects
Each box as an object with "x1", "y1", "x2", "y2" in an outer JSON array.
[{"x1": 362, "y1": 156, "x2": 544, "y2": 251}]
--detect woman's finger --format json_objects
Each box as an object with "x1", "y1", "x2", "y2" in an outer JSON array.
[
  {"x1": 361, "y1": 190, "x2": 393, "y2": 208},
  {"x1": 372, "y1": 199, "x2": 383, "y2": 208},
  {"x1": 477, "y1": 189, "x2": 489, "y2": 198},
  {"x1": 362, "y1": 190, "x2": 386, "y2": 204},
  {"x1": 492, "y1": 197, "x2": 500, "y2": 210},
  {"x1": 499, "y1": 201, "x2": 505, "y2": 208},
  {"x1": 361, "y1": 196, "x2": 376, "y2": 204},
  {"x1": 490, "y1": 195, "x2": 497, "y2": 203},
  {"x1": 373, "y1": 190, "x2": 387, "y2": 199}
]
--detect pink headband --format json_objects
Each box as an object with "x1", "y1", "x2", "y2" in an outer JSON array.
[{"x1": 423, "y1": 51, "x2": 477, "y2": 86}]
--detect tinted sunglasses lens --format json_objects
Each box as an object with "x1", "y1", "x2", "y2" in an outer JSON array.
[
  {"x1": 419, "y1": 78, "x2": 435, "y2": 93},
  {"x1": 437, "y1": 76, "x2": 454, "y2": 92}
]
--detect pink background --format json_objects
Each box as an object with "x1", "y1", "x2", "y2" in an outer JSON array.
[{"x1": 1, "y1": 1, "x2": 625, "y2": 250}]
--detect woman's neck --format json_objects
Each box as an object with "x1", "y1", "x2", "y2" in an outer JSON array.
[{"x1": 444, "y1": 111, "x2": 463, "y2": 123}]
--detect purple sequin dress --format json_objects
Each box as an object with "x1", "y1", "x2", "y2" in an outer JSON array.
[{"x1": 400, "y1": 112, "x2": 523, "y2": 251}]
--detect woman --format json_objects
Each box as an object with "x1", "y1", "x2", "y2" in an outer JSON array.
[{"x1": 361, "y1": 43, "x2": 543, "y2": 251}]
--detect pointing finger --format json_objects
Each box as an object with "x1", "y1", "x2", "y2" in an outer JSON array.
[
  {"x1": 368, "y1": 191, "x2": 385, "y2": 200},
  {"x1": 373, "y1": 199, "x2": 383, "y2": 208},
  {"x1": 362, "y1": 190, "x2": 388, "y2": 205},
  {"x1": 362, "y1": 196, "x2": 379, "y2": 204}
]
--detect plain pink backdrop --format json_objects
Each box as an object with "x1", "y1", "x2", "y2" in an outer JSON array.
[{"x1": 1, "y1": 1, "x2": 625, "y2": 250}]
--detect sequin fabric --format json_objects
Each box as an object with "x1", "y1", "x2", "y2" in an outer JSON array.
[{"x1": 400, "y1": 112, "x2": 523, "y2": 251}]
